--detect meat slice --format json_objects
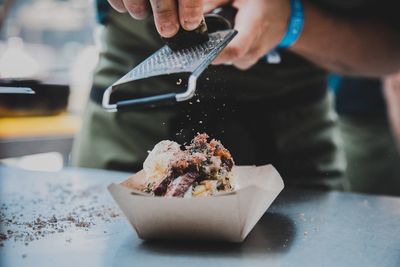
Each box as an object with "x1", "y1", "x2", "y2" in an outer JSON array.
[
  {"x1": 152, "y1": 171, "x2": 175, "y2": 196},
  {"x1": 221, "y1": 157, "x2": 234, "y2": 172},
  {"x1": 165, "y1": 172, "x2": 199, "y2": 197}
]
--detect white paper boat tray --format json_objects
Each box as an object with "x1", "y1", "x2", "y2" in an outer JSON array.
[{"x1": 108, "y1": 165, "x2": 284, "y2": 242}]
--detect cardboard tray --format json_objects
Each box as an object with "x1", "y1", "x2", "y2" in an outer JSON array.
[{"x1": 108, "y1": 164, "x2": 284, "y2": 242}]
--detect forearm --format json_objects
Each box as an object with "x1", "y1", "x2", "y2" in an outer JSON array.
[
  {"x1": 290, "y1": 1, "x2": 400, "y2": 77},
  {"x1": 384, "y1": 74, "x2": 400, "y2": 153}
]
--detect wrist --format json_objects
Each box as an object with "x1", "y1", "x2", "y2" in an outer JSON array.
[{"x1": 278, "y1": 0, "x2": 304, "y2": 49}]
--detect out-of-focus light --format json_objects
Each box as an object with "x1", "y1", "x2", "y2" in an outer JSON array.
[
  {"x1": 1, "y1": 152, "x2": 64, "y2": 172},
  {"x1": 18, "y1": 0, "x2": 84, "y2": 31},
  {"x1": 0, "y1": 37, "x2": 41, "y2": 79},
  {"x1": 68, "y1": 45, "x2": 99, "y2": 113}
]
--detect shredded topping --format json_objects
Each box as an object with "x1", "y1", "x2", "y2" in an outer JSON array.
[{"x1": 142, "y1": 133, "x2": 235, "y2": 197}]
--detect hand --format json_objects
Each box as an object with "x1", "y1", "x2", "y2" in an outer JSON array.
[
  {"x1": 205, "y1": 0, "x2": 291, "y2": 70},
  {"x1": 107, "y1": 0, "x2": 204, "y2": 38}
]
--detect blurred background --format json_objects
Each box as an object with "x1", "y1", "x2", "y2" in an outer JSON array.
[
  {"x1": 0, "y1": 0, "x2": 99, "y2": 171},
  {"x1": 1, "y1": 0, "x2": 399, "y2": 197}
]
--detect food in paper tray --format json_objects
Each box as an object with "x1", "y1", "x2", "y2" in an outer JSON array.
[
  {"x1": 135, "y1": 133, "x2": 235, "y2": 197},
  {"x1": 109, "y1": 134, "x2": 285, "y2": 241}
]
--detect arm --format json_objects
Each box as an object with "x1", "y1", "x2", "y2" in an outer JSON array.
[
  {"x1": 212, "y1": 0, "x2": 400, "y2": 76},
  {"x1": 383, "y1": 73, "x2": 400, "y2": 153},
  {"x1": 291, "y1": 1, "x2": 400, "y2": 77}
]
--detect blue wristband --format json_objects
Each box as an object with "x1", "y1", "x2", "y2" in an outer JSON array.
[{"x1": 278, "y1": 0, "x2": 304, "y2": 48}]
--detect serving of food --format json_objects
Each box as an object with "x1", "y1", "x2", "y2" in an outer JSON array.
[
  {"x1": 138, "y1": 133, "x2": 235, "y2": 197},
  {"x1": 109, "y1": 132, "x2": 284, "y2": 241}
]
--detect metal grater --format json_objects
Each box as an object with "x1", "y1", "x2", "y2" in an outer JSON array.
[{"x1": 102, "y1": 29, "x2": 237, "y2": 112}]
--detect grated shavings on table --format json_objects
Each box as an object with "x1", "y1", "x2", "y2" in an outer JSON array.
[{"x1": 0, "y1": 181, "x2": 121, "y2": 246}]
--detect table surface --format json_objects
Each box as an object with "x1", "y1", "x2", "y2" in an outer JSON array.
[{"x1": 0, "y1": 166, "x2": 399, "y2": 267}]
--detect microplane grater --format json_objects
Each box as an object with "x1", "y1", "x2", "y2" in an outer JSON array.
[{"x1": 102, "y1": 29, "x2": 237, "y2": 112}]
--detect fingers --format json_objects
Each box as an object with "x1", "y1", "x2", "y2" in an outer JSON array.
[
  {"x1": 178, "y1": 0, "x2": 203, "y2": 31},
  {"x1": 122, "y1": 0, "x2": 150, "y2": 19},
  {"x1": 149, "y1": 0, "x2": 180, "y2": 38},
  {"x1": 230, "y1": 54, "x2": 260, "y2": 70},
  {"x1": 202, "y1": 0, "x2": 230, "y2": 14},
  {"x1": 213, "y1": 3, "x2": 258, "y2": 65},
  {"x1": 108, "y1": 0, "x2": 127, "y2": 12},
  {"x1": 109, "y1": 0, "x2": 151, "y2": 19},
  {"x1": 213, "y1": 2, "x2": 270, "y2": 70}
]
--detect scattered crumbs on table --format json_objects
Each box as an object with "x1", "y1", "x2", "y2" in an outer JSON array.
[
  {"x1": 0, "y1": 182, "x2": 121, "y2": 246},
  {"x1": 299, "y1": 213, "x2": 306, "y2": 222},
  {"x1": 0, "y1": 233, "x2": 7, "y2": 241},
  {"x1": 22, "y1": 254, "x2": 27, "y2": 258}
]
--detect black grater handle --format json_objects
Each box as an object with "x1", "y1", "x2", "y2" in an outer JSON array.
[
  {"x1": 163, "y1": 5, "x2": 237, "y2": 50},
  {"x1": 205, "y1": 5, "x2": 237, "y2": 32},
  {"x1": 116, "y1": 93, "x2": 177, "y2": 111}
]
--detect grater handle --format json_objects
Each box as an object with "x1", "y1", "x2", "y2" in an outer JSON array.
[
  {"x1": 163, "y1": 6, "x2": 237, "y2": 50},
  {"x1": 116, "y1": 93, "x2": 177, "y2": 111},
  {"x1": 205, "y1": 6, "x2": 237, "y2": 32}
]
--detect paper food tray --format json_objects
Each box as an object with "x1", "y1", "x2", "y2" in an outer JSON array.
[{"x1": 108, "y1": 164, "x2": 284, "y2": 242}]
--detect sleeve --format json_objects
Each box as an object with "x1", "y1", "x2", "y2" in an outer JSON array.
[{"x1": 95, "y1": 0, "x2": 112, "y2": 24}]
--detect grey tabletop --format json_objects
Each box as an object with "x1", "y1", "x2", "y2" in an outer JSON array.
[{"x1": 0, "y1": 165, "x2": 399, "y2": 267}]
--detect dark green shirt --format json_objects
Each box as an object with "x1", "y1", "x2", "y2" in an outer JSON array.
[{"x1": 330, "y1": 76, "x2": 386, "y2": 116}]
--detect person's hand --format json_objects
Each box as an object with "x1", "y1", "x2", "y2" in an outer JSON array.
[
  {"x1": 204, "y1": 0, "x2": 291, "y2": 70},
  {"x1": 384, "y1": 73, "x2": 400, "y2": 153},
  {"x1": 107, "y1": 0, "x2": 204, "y2": 38}
]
